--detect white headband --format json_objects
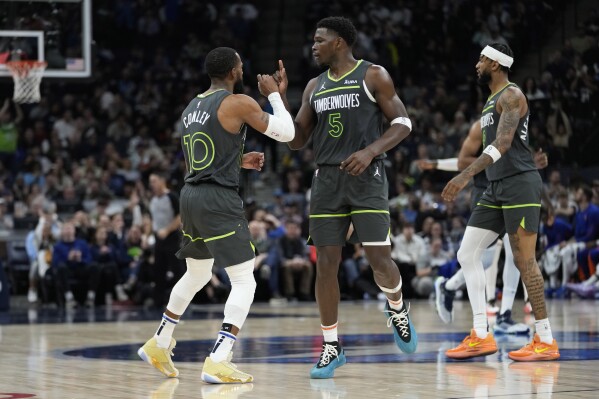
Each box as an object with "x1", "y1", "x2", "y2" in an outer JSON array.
[{"x1": 481, "y1": 45, "x2": 513, "y2": 68}]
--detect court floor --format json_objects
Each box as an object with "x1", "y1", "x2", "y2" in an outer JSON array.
[{"x1": 0, "y1": 298, "x2": 598, "y2": 399}]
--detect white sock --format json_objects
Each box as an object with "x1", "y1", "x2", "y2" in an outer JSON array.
[
  {"x1": 210, "y1": 331, "x2": 237, "y2": 363},
  {"x1": 474, "y1": 313, "x2": 488, "y2": 338},
  {"x1": 500, "y1": 235, "x2": 520, "y2": 315},
  {"x1": 65, "y1": 291, "x2": 74, "y2": 301},
  {"x1": 387, "y1": 295, "x2": 403, "y2": 311},
  {"x1": 445, "y1": 270, "x2": 466, "y2": 291},
  {"x1": 322, "y1": 322, "x2": 338, "y2": 342},
  {"x1": 378, "y1": 281, "x2": 403, "y2": 310},
  {"x1": 535, "y1": 318, "x2": 553, "y2": 344},
  {"x1": 154, "y1": 314, "x2": 179, "y2": 348}
]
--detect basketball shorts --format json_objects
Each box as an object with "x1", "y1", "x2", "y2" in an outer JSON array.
[
  {"x1": 470, "y1": 185, "x2": 488, "y2": 211},
  {"x1": 308, "y1": 160, "x2": 390, "y2": 246},
  {"x1": 176, "y1": 183, "x2": 255, "y2": 267},
  {"x1": 468, "y1": 170, "x2": 542, "y2": 235}
]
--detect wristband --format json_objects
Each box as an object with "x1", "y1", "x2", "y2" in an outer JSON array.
[{"x1": 483, "y1": 145, "x2": 501, "y2": 163}]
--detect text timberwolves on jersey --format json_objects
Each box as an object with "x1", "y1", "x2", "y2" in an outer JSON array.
[{"x1": 309, "y1": 60, "x2": 384, "y2": 165}]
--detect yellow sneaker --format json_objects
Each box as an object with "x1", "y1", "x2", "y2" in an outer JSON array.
[
  {"x1": 201, "y1": 352, "x2": 253, "y2": 384},
  {"x1": 138, "y1": 337, "x2": 179, "y2": 378}
]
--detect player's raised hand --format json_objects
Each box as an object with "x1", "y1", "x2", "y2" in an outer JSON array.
[
  {"x1": 257, "y1": 74, "x2": 279, "y2": 97},
  {"x1": 273, "y1": 60, "x2": 288, "y2": 95}
]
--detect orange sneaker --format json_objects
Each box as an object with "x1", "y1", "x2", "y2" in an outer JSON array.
[
  {"x1": 508, "y1": 334, "x2": 560, "y2": 361},
  {"x1": 445, "y1": 329, "x2": 498, "y2": 360}
]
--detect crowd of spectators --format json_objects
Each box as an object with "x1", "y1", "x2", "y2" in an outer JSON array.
[{"x1": 0, "y1": 0, "x2": 598, "y2": 308}]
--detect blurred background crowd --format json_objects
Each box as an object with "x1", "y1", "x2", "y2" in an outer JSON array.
[{"x1": 0, "y1": 0, "x2": 598, "y2": 310}]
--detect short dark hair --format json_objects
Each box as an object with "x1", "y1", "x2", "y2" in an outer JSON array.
[
  {"x1": 580, "y1": 185, "x2": 593, "y2": 202},
  {"x1": 205, "y1": 47, "x2": 239, "y2": 79},
  {"x1": 488, "y1": 42, "x2": 514, "y2": 72},
  {"x1": 150, "y1": 170, "x2": 169, "y2": 181},
  {"x1": 316, "y1": 16, "x2": 357, "y2": 47}
]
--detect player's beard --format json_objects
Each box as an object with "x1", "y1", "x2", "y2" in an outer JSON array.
[
  {"x1": 477, "y1": 70, "x2": 491, "y2": 85},
  {"x1": 234, "y1": 77, "x2": 244, "y2": 94}
]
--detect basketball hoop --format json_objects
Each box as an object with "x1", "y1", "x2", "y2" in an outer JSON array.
[{"x1": 5, "y1": 60, "x2": 47, "y2": 103}]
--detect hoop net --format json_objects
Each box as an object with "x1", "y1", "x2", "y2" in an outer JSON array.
[{"x1": 5, "y1": 61, "x2": 47, "y2": 103}]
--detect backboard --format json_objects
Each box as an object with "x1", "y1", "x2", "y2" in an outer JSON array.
[{"x1": 0, "y1": 0, "x2": 92, "y2": 78}]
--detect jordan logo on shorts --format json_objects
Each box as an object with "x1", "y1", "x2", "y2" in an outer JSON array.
[{"x1": 374, "y1": 167, "x2": 381, "y2": 177}]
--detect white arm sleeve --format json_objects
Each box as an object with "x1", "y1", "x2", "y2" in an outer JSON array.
[
  {"x1": 436, "y1": 158, "x2": 459, "y2": 171},
  {"x1": 263, "y1": 93, "x2": 295, "y2": 142}
]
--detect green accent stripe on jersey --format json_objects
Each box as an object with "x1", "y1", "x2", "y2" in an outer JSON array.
[
  {"x1": 204, "y1": 231, "x2": 236, "y2": 242},
  {"x1": 327, "y1": 60, "x2": 363, "y2": 82},
  {"x1": 482, "y1": 104, "x2": 495, "y2": 113},
  {"x1": 198, "y1": 89, "x2": 225, "y2": 98},
  {"x1": 477, "y1": 202, "x2": 541, "y2": 209},
  {"x1": 486, "y1": 82, "x2": 514, "y2": 101},
  {"x1": 314, "y1": 85, "x2": 360, "y2": 97},
  {"x1": 182, "y1": 231, "x2": 203, "y2": 242}
]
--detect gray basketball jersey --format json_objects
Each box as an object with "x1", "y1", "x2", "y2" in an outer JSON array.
[
  {"x1": 481, "y1": 83, "x2": 535, "y2": 181},
  {"x1": 309, "y1": 60, "x2": 384, "y2": 165},
  {"x1": 180, "y1": 89, "x2": 246, "y2": 188}
]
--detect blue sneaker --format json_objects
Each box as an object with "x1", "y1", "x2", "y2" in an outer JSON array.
[
  {"x1": 384, "y1": 301, "x2": 418, "y2": 354},
  {"x1": 492, "y1": 310, "x2": 530, "y2": 335},
  {"x1": 310, "y1": 341, "x2": 346, "y2": 379},
  {"x1": 554, "y1": 286, "x2": 570, "y2": 299}
]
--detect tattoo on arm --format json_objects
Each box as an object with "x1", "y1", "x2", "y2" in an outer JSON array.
[
  {"x1": 492, "y1": 89, "x2": 521, "y2": 153},
  {"x1": 460, "y1": 152, "x2": 494, "y2": 179},
  {"x1": 458, "y1": 89, "x2": 523, "y2": 179}
]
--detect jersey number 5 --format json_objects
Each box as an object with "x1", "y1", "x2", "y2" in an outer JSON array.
[
  {"x1": 328, "y1": 113, "x2": 344, "y2": 138},
  {"x1": 182, "y1": 132, "x2": 215, "y2": 171}
]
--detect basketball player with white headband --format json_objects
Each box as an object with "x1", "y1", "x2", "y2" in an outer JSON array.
[
  {"x1": 419, "y1": 120, "x2": 549, "y2": 334},
  {"x1": 441, "y1": 43, "x2": 560, "y2": 361}
]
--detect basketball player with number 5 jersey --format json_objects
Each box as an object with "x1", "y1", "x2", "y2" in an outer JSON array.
[{"x1": 274, "y1": 17, "x2": 417, "y2": 378}]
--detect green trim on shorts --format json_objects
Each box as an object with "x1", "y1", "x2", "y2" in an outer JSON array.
[
  {"x1": 204, "y1": 231, "x2": 236, "y2": 242},
  {"x1": 309, "y1": 213, "x2": 350, "y2": 218},
  {"x1": 476, "y1": 202, "x2": 541, "y2": 209},
  {"x1": 249, "y1": 241, "x2": 255, "y2": 252},
  {"x1": 350, "y1": 210, "x2": 390, "y2": 215},
  {"x1": 309, "y1": 210, "x2": 389, "y2": 219},
  {"x1": 182, "y1": 230, "x2": 203, "y2": 242},
  {"x1": 520, "y1": 217, "x2": 526, "y2": 229}
]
